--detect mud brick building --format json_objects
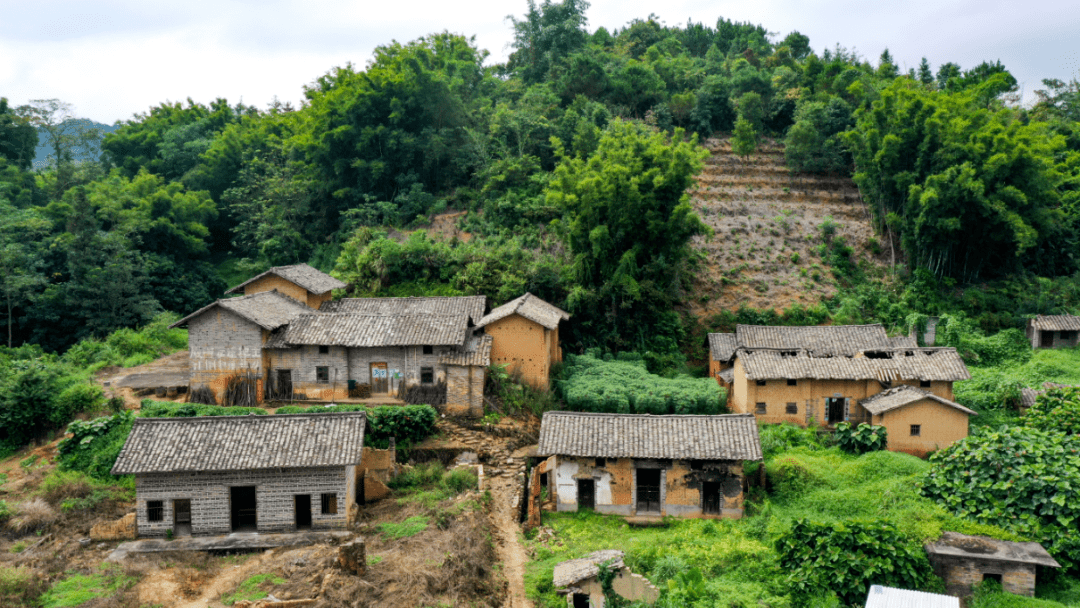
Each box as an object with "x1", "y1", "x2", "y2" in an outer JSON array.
[
  {"x1": 529, "y1": 412, "x2": 762, "y2": 523},
  {"x1": 226, "y1": 263, "x2": 347, "y2": 310},
  {"x1": 1027, "y1": 315, "x2": 1080, "y2": 349},
  {"x1": 858, "y1": 385, "x2": 976, "y2": 457},
  {"x1": 553, "y1": 550, "x2": 659, "y2": 608},
  {"x1": 925, "y1": 532, "x2": 1060, "y2": 597},
  {"x1": 112, "y1": 412, "x2": 380, "y2": 538},
  {"x1": 476, "y1": 293, "x2": 570, "y2": 390}
]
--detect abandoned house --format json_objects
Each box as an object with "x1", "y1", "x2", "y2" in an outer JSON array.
[
  {"x1": 553, "y1": 550, "x2": 659, "y2": 608},
  {"x1": 529, "y1": 412, "x2": 762, "y2": 523},
  {"x1": 925, "y1": 532, "x2": 1060, "y2": 597},
  {"x1": 475, "y1": 292, "x2": 570, "y2": 390},
  {"x1": 171, "y1": 264, "x2": 565, "y2": 416},
  {"x1": 1026, "y1": 315, "x2": 1080, "y2": 349},
  {"x1": 858, "y1": 385, "x2": 977, "y2": 457},
  {"x1": 864, "y1": 585, "x2": 959, "y2": 608},
  {"x1": 111, "y1": 411, "x2": 395, "y2": 538}
]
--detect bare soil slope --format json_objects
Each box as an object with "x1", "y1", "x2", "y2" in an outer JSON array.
[{"x1": 687, "y1": 138, "x2": 887, "y2": 315}]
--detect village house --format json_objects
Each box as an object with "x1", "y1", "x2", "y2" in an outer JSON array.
[
  {"x1": 925, "y1": 532, "x2": 1060, "y2": 597},
  {"x1": 553, "y1": 550, "x2": 659, "y2": 608},
  {"x1": 111, "y1": 411, "x2": 394, "y2": 538},
  {"x1": 475, "y1": 293, "x2": 570, "y2": 390},
  {"x1": 225, "y1": 263, "x2": 347, "y2": 310},
  {"x1": 858, "y1": 385, "x2": 976, "y2": 457},
  {"x1": 528, "y1": 412, "x2": 762, "y2": 524},
  {"x1": 1026, "y1": 315, "x2": 1080, "y2": 349}
]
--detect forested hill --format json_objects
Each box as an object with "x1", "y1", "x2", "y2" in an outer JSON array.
[{"x1": 0, "y1": 2, "x2": 1078, "y2": 367}]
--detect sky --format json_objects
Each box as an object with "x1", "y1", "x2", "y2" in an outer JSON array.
[{"x1": 2, "y1": 0, "x2": 1079, "y2": 125}]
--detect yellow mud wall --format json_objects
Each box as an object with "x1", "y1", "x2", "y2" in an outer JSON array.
[
  {"x1": 894, "y1": 379, "x2": 955, "y2": 401},
  {"x1": 873, "y1": 400, "x2": 970, "y2": 457},
  {"x1": 739, "y1": 369, "x2": 880, "y2": 426},
  {"x1": 307, "y1": 290, "x2": 332, "y2": 310},
  {"x1": 242, "y1": 275, "x2": 311, "y2": 306},
  {"x1": 486, "y1": 314, "x2": 553, "y2": 389}
]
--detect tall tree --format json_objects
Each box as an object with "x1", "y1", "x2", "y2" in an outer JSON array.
[
  {"x1": 0, "y1": 98, "x2": 37, "y2": 170},
  {"x1": 507, "y1": 0, "x2": 591, "y2": 84},
  {"x1": 0, "y1": 200, "x2": 47, "y2": 347},
  {"x1": 18, "y1": 99, "x2": 100, "y2": 194}
]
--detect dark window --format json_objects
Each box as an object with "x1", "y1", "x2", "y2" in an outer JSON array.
[
  {"x1": 787, "y1": 379, "x2": 797, "y2": 386},
  {"x1": 318, "y1": 345, "x2": 329, "y2": 354},
  {"x1": 786, "y1": 402, "x2": 798, "y2": 415},
  {"x1": 910, "y1": 424, "x2": 921, "y2": 436},
  {"x1": 1063, "y1": 331, "x2": 1078, "y2": 341},
  {"x1": 420, "y1": 367, "x2": 434, "y2": 384},
  {"x1": 423, "y1": 345, "x2": 434, "y2": 355},
  {"x1": 316, "y1": 366, "x2": 329, "y2": 383},
  {"x1": 920, "y1": 380, "x2": 931, "y2": 388},
  {"x1": 147, "y1": 500, "x2": 164, "y2": 522},
  {"x1": 321, "y1": 493, "x2": 338, "y2": 515},
  {"x1": 595, "y1": 458, "x2": 606, "y2": 467},
  {"x1": 756, "y1": 402, "x2": 767, "y2": 415},
  {"x1": 755, "y1": 379, "x2": 767, "y2": 386}
]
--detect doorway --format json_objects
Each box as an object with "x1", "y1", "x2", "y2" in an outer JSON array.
[
  {"x1": 355, "y1": 470, "x2": 366, "y2": 506},
  {"x1": 230, "y1": 486, "x2": 257, "y2": 532},
  {"x1": 173, "y1": 499, "x2": 191, "y2": 537},
  {"x1": 826, "y1": 398, "x2": 845, "y2": 424},
  {"x1": 294, "y1": 494, "x2": 311, "y2": 529},
  {"x1": 577, "y1": 479, "x2": 595, "y2": 511},
  {"x1": 370, "y1": 363, "x2": 389, "y2": 394},
  {"x1": 636, "y1": 469, "x2": 661, "y2": 514},
  {"x1": 572, "y1": 593, "x2": 590, "y2": 608},
  {"x1": 275, "y1": 369, "x2": 293, "y2": 399},
  {"x1": 702, "y1": 481, "x2": 721, "y2": 515}
]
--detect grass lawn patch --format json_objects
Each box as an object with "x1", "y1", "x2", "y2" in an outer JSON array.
[
  {"x1": 40, "y1": 564, "x2": 137, "y2": 608},
  {"x1": 221, "y1": 573, "x2": 286, "y2": 606},
  {"x1": 378, "y1": 516, "x2": 430, "y2": 539}
]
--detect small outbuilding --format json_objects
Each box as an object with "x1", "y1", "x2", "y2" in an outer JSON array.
[
  {"x1": 476, "y1": 293, "x2": 569, "y2": 390},
  {"x1": 858, "y1": 385, "x2": 977, "y2": 456},
  {"x1": 1027, "y1": 315, "x2": 1080, "y2": 349},
  {"x1": 864, "y1": 585, "x2": 958, "y2": 608},
  {"x1": 925, "y1": 532, "x2": 1061, "y2": 597},
  {"x1": 553, "y1": 550, "x2": 659, "y2": 608},
  {"x1": 112, "y1": 412, "x2": 387, "y2": 538}
]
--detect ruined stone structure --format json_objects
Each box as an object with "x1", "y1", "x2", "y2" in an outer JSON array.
[
  {"x1": 864, "y1": 585, "x2": 958, "y2": 608},
  {"x1": 707, "y1": 325, "x2": 973, "y2": 453},
  {"x1": 553, "y1": 550, "x2": 659, "y2": 607},
  {"x1": 477, "y1": 293, "x2": 569, "y2": 390},
  {"x1": 530, "y1": 412, "x2": 762, "y2": 523},
  {"x1": 112, "y1": 412, "x2": 384, "y2": 538},
  {"x1": 1027, "y1": 315, "x2": 1080, "y2": 350},
  {"x1": 925, "y1": 532, "x2": 1060, "y2": 597}
]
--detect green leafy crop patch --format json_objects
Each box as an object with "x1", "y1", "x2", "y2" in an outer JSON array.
[
  {"x1": 40, "y1": 564, "x2": 137, "y2": 608},
  {"x1": 377, "y1": 516, "x2": 430, "y2": 539}
]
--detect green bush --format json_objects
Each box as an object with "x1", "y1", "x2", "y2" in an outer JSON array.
[
  {"x1": 559, "y1": 353, "x2": 724, "y2": 415},
  {"x1": 834, "y1": 422, "x2": 887, "y2": 455},
  {"x1": 139, "y1": 400, "x2": 268, "y2": 417},
  {"x1": 61, "y1": 312, "x2": 188, "y2": 371},
  {"x1": 54, "y1": 384, "x2": 105, "y2": 421},
  {"x1": 776, "y1": 519, "x2": 935, "y2": 605},
  {"x1": 275, "y1": 404, "x2": 437, "y2": 448},
  {"x1": 0, "y1": 565, "x2": 45, "y2": 608},
  {"x1": 57, "y1": 412, "x2": 136, "y2": 480},
  {"x1": 1025, "y1": 387, "x2": 1080, "y2": 435}
]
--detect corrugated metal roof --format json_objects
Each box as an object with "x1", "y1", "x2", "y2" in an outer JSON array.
[
  {"x1": 859, "y1": 386, "x2": 976, "y2": 416},
  {"x1": 439, "y1": 333, "x2": 493, "y2": 367},
  {"x1": 553, "y1": 550, "x2": 625, "y2": 588},
  {"x1": 708, "y1": 333, "x2": 737, "y2": 361},
  {"x1": 537, "y1": 412, "x2": 762, "y2": 461},
  {"x1": 865, "y1": 586, "x2": 959, "y2": 608},
  {"x1": 736, "y1": 324, "x2": 892, "y2": 356},
  {"x1": 265, "y1": 312, "x2": 468, "y2": 348},
  {"x1": 169, "y1": 290, "x2": 310, "y2": 330},
  {"x1": 1030, "y1": 315, "x2": 1080, "y2": 331},
  {"x1": 740, "y1": 348, "x2": 971, "y2": 382},
  {"x1": 111, "y1": 412, "x2": 368, "y2": 474},
  {"x1": 321, "y1": 296, "x2": 487, "y2": 325},
  {"x1": 476, "y1": 293, "x2": 569, "y2": 330},
  {"x1": 225, "y1": 263, "x2": 346, "y2": 296}
]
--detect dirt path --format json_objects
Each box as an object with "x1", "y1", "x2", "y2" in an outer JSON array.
[
  {"x1": 138, "y1": 551, "x2": 272, "y2": 608},
  {"x1": 486, "y1": 461, "x2": 532, "y2": 608}
]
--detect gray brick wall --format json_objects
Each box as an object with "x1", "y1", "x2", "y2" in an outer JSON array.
[
  {"x1": 135, "y1": 466, "x2": 350, "y2": 537},
  {"x1": 188, "y1": 308, "x2": 264, "y2": 383}
]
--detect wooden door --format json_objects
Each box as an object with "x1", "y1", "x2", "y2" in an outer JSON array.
[
  {"x1": 702, "y1": 482, "x2": 721, "y2": 515},
  {"x1": 370, "y1": 363, "x2": 388, "y2": 394},
  {"x1": 636, "y1": 469, "x2": 661, "y2": 514}
]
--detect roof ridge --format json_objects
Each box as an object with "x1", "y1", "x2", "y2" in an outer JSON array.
[
  {"x1": 543, "y1": 411, "x2": 756, "y2": 419},
  {"x1": 136, "y1": 411, "x2": 369, "y2": 423}
]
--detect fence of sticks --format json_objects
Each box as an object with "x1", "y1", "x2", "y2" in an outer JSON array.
[
  {"x1": 399, "y1": 381, "x2": 446, "y2": 406},
  {"x1": 222, "y1": 371, "x2": 259, "y2": 406}
]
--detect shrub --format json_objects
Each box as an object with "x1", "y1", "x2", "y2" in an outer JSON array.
[
  {"x1": 276, "y1": 404, "x2": 437, "y2": 448},
  {"x1": 1024, "y1": 387, "x2": 1080, "y2": 435},
  {"x1": 0, "y1": 565, "x2": 46, "y2": 607},
  {"x1": 776, "y1": 519, "x2": 935, "y2": 605},
  {"x1": 559, "y1": 354, "x2": 724, "y2": 415},
  {"x1": 8, "y1": 498, "x2": 58, "y2": 533},
  {"x1": 54, "y1": 384, "x2": 105, "y2": 422},
  {"x1": 57, "y1": 411, "x2": 135, "y2": 480},
  {"x1": 139, "y1": 400, "x2": 267, "y2": 418},
  {"x1": 39, "y1": 470, "x2": 93, "y2": 503},
  {"x1": 834, "y1": 422, "x2": 887, "y2": 455},
  {"x1": 0, "y1": 500, "x2": 11, "y2": 522}
]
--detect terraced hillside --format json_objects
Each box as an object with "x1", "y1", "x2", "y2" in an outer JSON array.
[{"x1": 687, "y1": 138, "x2": 888, "y2": 315}]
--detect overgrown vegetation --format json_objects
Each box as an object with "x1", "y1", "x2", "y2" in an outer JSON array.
[
  {"x1": 833, "y1": 422, "x2": 886, "y2": 455},
  {"x1": 39, "y1": 563, "x2": 137, "y2": 608},
  {"x1": 220, "y1": 573, "x2": 285, "y2": 606},
  {"x1": 557, "y1": 352, "x2": 725, "y2": 414},
  {"x1": 275, "y1": 403, "x2": 438, "y2": 448}
]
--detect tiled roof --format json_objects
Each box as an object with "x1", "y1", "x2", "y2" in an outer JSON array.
[
  {"x1": 718, "y1": 368, "x2": 734, "y2": 384},
  {"x1": 865, "y1": 585, "x2": 959, "y2": 608},
  {"x1": 111, "y1": 412, "x2": 368, "y2": 474},
  {"x1": 887, "y1": 336, "x2": 919, "y2": 348},
  {"x1": 169, "y1": 291, "x2": 310, "y2": 330},
  {"x1": 1030, "y1": 315, "x2": 1080, "y2": 331},
  {"x1": 735, "y1": 324, "x2": 892, "y2": 356},
  {"x1": 708, "y1": 333, "x2": 737, "y2": 361},
  {"x1": 739, "y1": 348, "x2": 971, "y2": 382},
  {"x1": 553, "y1": 550, "x2": 624, "y2": 588},
  {"x1": 476, "y1": 293, "x2": 569, "y2": 330},
  {"x1": 321, "y1": 296, "x2": 487, "y2": 325},
  {"x1": 264, "y1": 312, "x2": 468, "y2": 348},
  {"x1": 537, "y1": 412, "x2": 762, "y2": 461},
  {"x1": 1020, "y1": 382, "x2": 1080, "y2": 409},
  {"x1": 225, "y1": 263, "x2": 346, "y2": 296},
  {"x1": 439, "y1": 333, "x2": 493, "y2": 367},
  {"x1": 859, "y1": 386, "x2": 976, "y2": 416},
  {"x1": 925, "y1": 532, "x2": 1060, "y2": 568}
]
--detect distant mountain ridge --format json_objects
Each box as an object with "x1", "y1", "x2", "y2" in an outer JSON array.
[{"x1": 32, "y1": 118, "x2": 119, "y2": 169}]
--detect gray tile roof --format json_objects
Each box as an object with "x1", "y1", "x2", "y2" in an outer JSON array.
[
  {"x1": 1030, "y1": 315, "x2": 1080, "y2": 331},
  {"x1": 865, "y1": 585, "x2": 959, "y2": 608},
  {"x1": 321, "y1": 296, "x2": 487, "y2": 325},
  {"x1": 718, "y1": 368, "x2": 734, "y2": 384},
  {"x1": 925, "y1": 532, "x2": 1060, "y2": 568},
  {"x1": 1020, "y1": 382, "x2": 1080, "y2": 409},
  {"x1": 111, "y1": 412, "x2": 368, "y2": 475},
  {"x1": 735, "y1": 324, "x2": 892, "y2": 356},
  {"x1": 553, "y1": 550, "x2": 625, "y2": 588},
  {"x1": 225, "y1": 263, "x2": 346, "y2": 296},
  {"x1": 439, "y1": 333, "x2": 493, "y2": 367},
  {"x1": 708, "y1": 333, "x2": 737, "y2": 361},
  {"x1": 264, "y1": 312, "x2": 468, "y2": 348},
  {"x1": 169, "y1": 290, "x2": 310, "y2": 330},
  {"x1": 537, "y1": 412, "x2": 762, "y2": 461},
  {"x1": 476, "y1": 293, "x2": 569, "y2": 330},
  {"x1": 859, "y1": 386, "x2": 976, "y2": 416},
  {"x1": 887, "y1": 336, "x2": 919, "y2": 348},
  {"x1": 739, "y1": 348, "x2": 971, "y2": 382}
]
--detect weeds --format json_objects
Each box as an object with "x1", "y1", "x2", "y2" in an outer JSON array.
[
  {"x1": 0, "y1": 565, "x2": 46, "y2": 607},
  {"x1": 378, "y1": 516, "x2": 430, "y2": 539},
  {"x1": 8, "y1": 498, "x2": 58, "y2": 533},
  {"x1": 39, "y1": 564, "x2": 137, "y2": 608},
  {"x1": 220, "y1": 573, "x2": 286, "y2": 606}
]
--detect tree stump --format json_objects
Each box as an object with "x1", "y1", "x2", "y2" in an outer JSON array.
[{"x1": 338, "y1": 538, "x2": 366, "y2": 575}]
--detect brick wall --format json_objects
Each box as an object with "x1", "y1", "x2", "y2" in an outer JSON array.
[
  {"x1": 445, "y1": 365, "x2": 485, "y2": 417},
  {"x1": 188, "y1": 308, "x2": 266, "y2": 402},
  {"x1": 485, "y1": 315, "x2": 554, "y2": 389},
  {"x1": 873, "y1": 400, "x2": 970, "y2": 456},
  {"x1": 135, "y1": 466, "x2": 350, "y2": 537},
  {"x1": 930, "y1": 554, "x2": 1037, "y2": 597},
  {"x1": 265, "y1": 345, "x2": 454, "y2": 399}
]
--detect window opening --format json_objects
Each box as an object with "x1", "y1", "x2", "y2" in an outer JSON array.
[
  {"x1": 920, "y1": 380, "x2": 931, "y2": 388},
  {"x1": 755, "y1": 402, "x2": 767, "y2": 415},
  {"x1": 595, "y1": 458, "x2": 606, "y2": 467},
  {"x1": 910, "y1": 424, "x2": 921, "y2": 436},
  {"x1": 316, "y1": 366, "x2": 329, "y2": 383},
  {"x1": 420, "y1": 367, "x2": 434, "y2": 385},
  {"x1": 423, "y1": 345, "x2": 434, "y2": 355},
  {"x1": 787, "y1": 379, "x2": 797, "y2": 386},
  {"x1": 321, "y1": 493, "x2": 338, "y2": 515},
  {"x1": 147, "y1": 500, "x2": 163, "y2": 522},
  {"x1": 755, "y1": 379, "x2": 767, "y2": 386},
  {"x1": 786, "y1": 402, "x2": 798, "y2": 415},
  {"x1": 318, "y1": 345, "x2": 329, "y2": 354}
]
